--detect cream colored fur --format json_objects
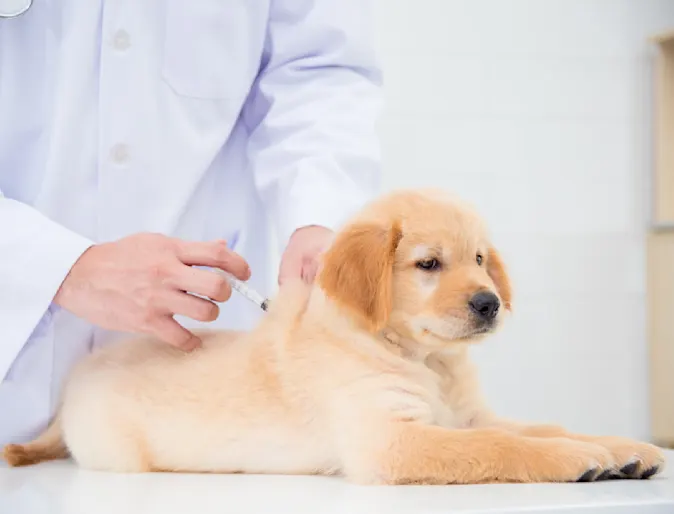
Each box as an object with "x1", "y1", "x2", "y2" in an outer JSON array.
[{"x1": 3, "y1": 189, "x2": 665, "y2": 484}]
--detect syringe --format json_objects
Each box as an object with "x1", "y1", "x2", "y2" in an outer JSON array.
[{"x1": 220, "y1": 271, "x2": 269, "y2": 312}]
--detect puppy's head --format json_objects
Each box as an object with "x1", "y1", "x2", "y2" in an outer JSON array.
[{"x1": 317, "y1": 189, "x2": 511, "y2": 350}]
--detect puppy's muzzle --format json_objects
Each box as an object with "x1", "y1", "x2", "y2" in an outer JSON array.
[{"x1": 468, "y1": 291, "x2": 500, "y2": 324}]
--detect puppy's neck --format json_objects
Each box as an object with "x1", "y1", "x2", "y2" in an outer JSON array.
[
  {"x1": 377, "y1": 328, "x2": 430, "y2": 362},
  {"x1": 304, "y1": 288, "x2": 430, "y2": 363}
]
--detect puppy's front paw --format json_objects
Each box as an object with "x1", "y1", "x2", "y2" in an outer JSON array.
[
  {"x1": 591, "y1": 437, "x2": 665, "y2": 480},
  {"x1": 521, "y1": 438, "x2": 615, "y2": 483}
]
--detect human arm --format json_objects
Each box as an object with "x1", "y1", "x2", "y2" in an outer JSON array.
[
  {"x1": 0, "y1": 190, "x2": 251, "y2": 379},
  {"x1": 52, "y1": 234, "x2": 251, "y2": 351},
  {"x1": 0, "y1": 193, "x2": 94, "y2": 381},
  {"x1": 243, "y1": 0, "x2": 383, "y2": 260}
]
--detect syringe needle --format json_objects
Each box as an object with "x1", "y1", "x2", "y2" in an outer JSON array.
[{"x1": 220, "y1": 271, "x2": 269, "y2": 312}]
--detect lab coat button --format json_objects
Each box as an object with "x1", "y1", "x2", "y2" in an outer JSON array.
[
  {"x1": 113, "y1": 30, "x2": 131, "y2": 51},
  {"x1": 110, "y1": 144, "x2": 130, "y2": 164}
]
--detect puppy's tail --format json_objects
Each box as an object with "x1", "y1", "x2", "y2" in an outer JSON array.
[{"x1": 2, "y1": 413, "x2": 68, "y2": 467}]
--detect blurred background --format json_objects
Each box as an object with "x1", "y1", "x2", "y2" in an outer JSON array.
[{"x1": 368, "y1": 0, "x2": 674, "y2": 442}]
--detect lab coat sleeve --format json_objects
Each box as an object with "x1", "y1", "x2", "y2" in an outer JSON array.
[
  {"x1": 243, "y1": 0, "x2": 383, "y2": 251},
  {"x1": 0, "y1": 193, "x2": 93, "y2": 381}
]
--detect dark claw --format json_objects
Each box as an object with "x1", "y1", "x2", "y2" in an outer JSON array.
[
  {"x1": 595, "y1": 469, "x2": 614, "y2": 481},
  {"x1": 640, "y1": 466, "x2": 660, "y2": 480},
  {"x1": 577, "y1": 468, "x2": 599, "y2": 482},
  {"x1": 607, "y1": 472, "x2": 623, "y2": 480},
  {"x1": 620, "y1": 462, "x2": 639, "y2": 477}
]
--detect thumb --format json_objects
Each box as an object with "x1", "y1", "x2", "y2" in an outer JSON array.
[{"x1": 301, "y1": 259, "x2": 319, "y2": 284}]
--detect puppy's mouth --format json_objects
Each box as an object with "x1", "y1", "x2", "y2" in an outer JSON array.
[
  {"x1": 470, "y1": 316, "x2": 499, "y2": 334},
  {"x1": 419, "y1": 317, "x2": 498, "y2": 343},
  {"x1": 466, "y1": 323, "x2": 495, "y2": 337}
]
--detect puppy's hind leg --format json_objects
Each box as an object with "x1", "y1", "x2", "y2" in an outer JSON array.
[
  {"x1": 61, "y1": 405, "x2": 152, "y2": 473},
  {"x1": 66, "y1": 425, "x2": 153, "y2": 473}
]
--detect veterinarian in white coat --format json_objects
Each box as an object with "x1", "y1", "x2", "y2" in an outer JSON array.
[{"x1": 0, "y1": 1, "x2": 382, "y2": 445}]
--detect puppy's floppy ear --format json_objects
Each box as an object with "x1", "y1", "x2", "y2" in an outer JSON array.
[
  {"x1": 487, "y1": 247, "x2": 512, "y2": 311},
  {"x1": 318, "y1": 221, "x2": 402, "y2": 331}
]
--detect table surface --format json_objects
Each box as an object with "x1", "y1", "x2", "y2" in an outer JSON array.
[{"x1": 1, "y1": 451, "x2": 673, "y2": 514}]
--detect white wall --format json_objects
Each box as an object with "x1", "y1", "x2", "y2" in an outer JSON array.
[{"x1": 372, "y1": 0, "x2": 674, "y2": 440}]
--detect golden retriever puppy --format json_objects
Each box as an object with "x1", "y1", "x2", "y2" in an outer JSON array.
[{"x1": 3, "y1": 189, "x2": 665, "y2": 484}]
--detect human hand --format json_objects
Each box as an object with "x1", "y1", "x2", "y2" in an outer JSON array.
[
  {"x1": 53, "y1": 233, "x2": 250, "y2": 351},
  {"x1": 278, "y1": 225, "x2": 334, "y2": 285}
]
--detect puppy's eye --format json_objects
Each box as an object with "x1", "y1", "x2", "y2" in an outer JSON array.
[
  {"x1": 416, "y1": 258, "x2": 441, "y2": 271},
  {"x1": 476, "y1": 253, "x2": 483, "y2": 266}
]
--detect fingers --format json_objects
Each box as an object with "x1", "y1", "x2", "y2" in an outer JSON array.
[
  {"x1": 169, "y1": 265, "x2": 232, "y2": 303},
  {"x1": 301, "y1": 258, "x2": 319, "y2": 284},
  {"x1": 163, "y1": 291, "x2": 220, "y2": 323},
  {"x1": 150, "y1": 316, "x2": 201, "y2": 351},
  {"x1": 278, "y1": 251, "x2": 302, "y2": 286},
  {"x1": 145, "y1": 291, "x2": 218, "y2": 351},
  {"x1": 177, "y1": 240, "x2": 250, "y2": 281},
  {"x1": 279, "y1": 254, "x2": 320, "y2": 286}
]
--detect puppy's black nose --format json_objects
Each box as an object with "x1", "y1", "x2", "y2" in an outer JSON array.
[{"x1": 469, "y1": 291, "x2": 500, "y2": 320}]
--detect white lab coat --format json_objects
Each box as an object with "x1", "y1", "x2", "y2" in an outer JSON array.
[{"x1": 0, "y1": 0, "x2": 382, "y2": 444}]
